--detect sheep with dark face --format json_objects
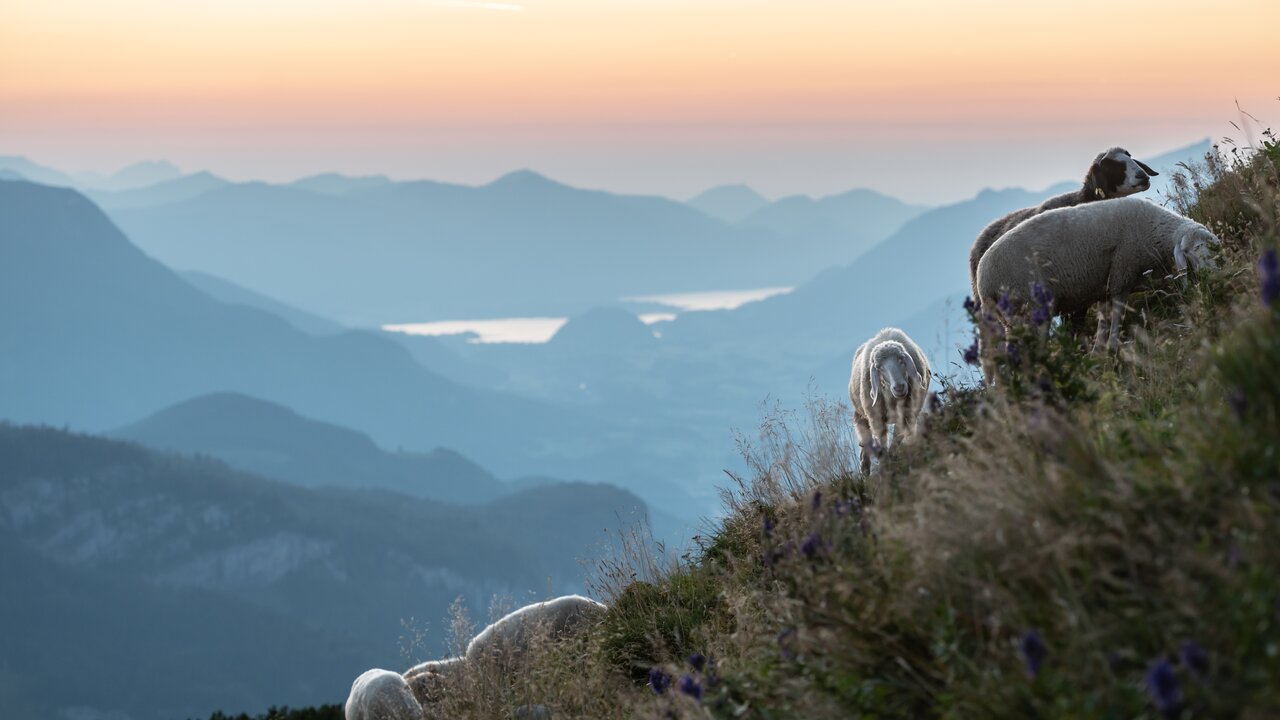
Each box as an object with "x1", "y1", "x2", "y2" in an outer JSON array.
[
  {"x1": 968, "y1": 147, "x2": 1159, "y2": 305},
  {"x1": 976, "y1": 198, "x2": 1220, "y2": 366},
  {"x1": 848, "y1": 328, "x2": 932, "y2": 475}
]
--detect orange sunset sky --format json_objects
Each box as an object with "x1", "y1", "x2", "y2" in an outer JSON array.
[{"x1": 1, "y1": 0, "x2": 1277, "y2": 202}]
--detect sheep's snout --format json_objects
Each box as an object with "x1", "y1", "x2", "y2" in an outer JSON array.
[{"x1": 890, "y1": 381, "x2": 908, "y2": 398}]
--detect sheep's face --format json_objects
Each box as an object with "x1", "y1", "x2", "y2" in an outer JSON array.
[
  {"x1": 1174, "y1": 226, "x2": 1222, "y2": 273},
  {"x1": 1092, "y1": 147, "x2": 1158, "y2": 198},
  {"x1": 868, "y1": 342, "x2": 923, "y2": 405}
]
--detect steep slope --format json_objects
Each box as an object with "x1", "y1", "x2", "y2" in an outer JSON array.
[
  {"x1": 0, "y1": 179, "x2": 598, "y2": 480},
  {"x1": 113, "y1": 392, "x2": 507, "y2": 503},
  {"x1": 180, "y1": 269, "x2": 346, "y2": 335},
  {"x1": 0, "y1": 424, "x2": 647, "y2": 719}
]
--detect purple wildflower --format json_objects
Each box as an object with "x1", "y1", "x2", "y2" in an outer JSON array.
[
  {"x1": 1005, "y1": 342, "x2": 1021, "y2": 365},
  {"x1": 777, "y1": 627, "x2": 797, "y2": 661},
  {"x1": 1036, "y1": 375, "x2": 1053, "y2": 395},
  {"x1": 833, "y1": 499, "x2": 851, "y2": 517},
  {"x1": 1030, "y1": 305, "x2": 1051, "y2": 326},
  {"x1": 1179, "y1": 640, "x2": 1209, "y2": 679},
  {"x1": 1145, "y1": 659, "x2": 1182, "y2": 718},
  {"x1": 962, "y1": 340, "x2": 980, "y2": 366},
  {"x1": 762, "y1": 515, "x2": 775, "y2": 538},
  {"x1": 928, "y1": 391, "x2": 943, "y2": 413},
  {"x1": 688, "y1": 652, "x2": 706, "y2": 672},
  {"x1": 1260, "y1": 249, "x2": 1279, "y2": 307},
  {"x1": 1229, "y1": 389, "x2": 1248, "y2": 419},
  {"x1": 997, "y1": 293, "x2": 1013, "y2": 315},
  {"x1": 811, "y1": 490, "x2": 823, "y2": 510},
  {"x1": 963, "y1": 296, "x2": 978, "y2": 315},
  {"x1": 1018, "y1": 630, "x2": 1047, "y2": 679},
  {"x1": 648, "y1": 667, "x2": 670, "y2": 695},
  {"x1": 801, "y1": 531, "x2": 824, "y2": 559},
  {"x1": 1031, "y1": 281, "x2": 1053, "y2": 309},
  {"x1": 678, "y1": 674, "x2": 703, "y2": 702}
]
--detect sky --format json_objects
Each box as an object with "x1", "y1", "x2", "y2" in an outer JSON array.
[{"x1": 1, "y1": 0, "x2": 1276, "y2": 203}]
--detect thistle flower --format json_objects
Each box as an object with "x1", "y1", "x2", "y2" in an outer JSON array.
[
  {"x1": 962, "y1": 340, "x2": 980, "y2": 366},
  {"x1": 688, "y1": 652, "x2": 706, "y2": 672},
  {"x1": 1018, "y1": 630, "x2": 1047, "y2": 679},
  {"x1": 1145, "y1": 659, "x2": 1182, "y2": 718},
  {"x1": 648, "y1": 667, "x2": 671, "y2": 695},
  {"x1": 678, "y1": 674, "x2": 703, "y2": 702},
  {"x1": 1179, "y1": 640, "x2": 1209, "y2": 679},
  {"x1": 1260, "y1": 248, "x2": 1279, "y2": 307}
]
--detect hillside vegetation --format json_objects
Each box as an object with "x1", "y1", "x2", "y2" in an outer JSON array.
[{"x1": 402, "y1": 132, "x2": 1280, "y2": 719}]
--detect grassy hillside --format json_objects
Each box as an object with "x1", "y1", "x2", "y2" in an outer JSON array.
[{"x1": 402, "y1": 132, "x2": 1280, "y2": 718}]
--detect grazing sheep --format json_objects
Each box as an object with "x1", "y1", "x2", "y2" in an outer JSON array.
[
  {"x1": 848, "y1": 328, "x2": 932, "y2": 475},
  {"x1": 345, "y1": 668, "x2": 424, "y2": 720},
  {"x1": 968, "y1": 147, "x2": 1159, "y2": 304},
  {"x1": 465, "y1": 594, "x2": 606, "y2": 665},
  {"x1": 402, "y1": 657, "x2": 463, "y2": 706},
  {"x1": 976, "y1": 197, "x2": 1220, "y2": 355}
]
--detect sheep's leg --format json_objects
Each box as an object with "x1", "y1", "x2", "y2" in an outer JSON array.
[
  {"x1": 1106, "y1": 295, "x2": 1128, "y2": 352},
  {"x1": 853, "y1": 410, "x2": 874, "y2": 476}
]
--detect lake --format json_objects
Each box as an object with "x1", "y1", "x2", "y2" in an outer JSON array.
[{"x1": 381, "y1": 287, "x2": 793, "y2": 343}]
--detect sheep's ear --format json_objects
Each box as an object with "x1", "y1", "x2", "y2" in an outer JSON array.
[
  {"x1": 903, "y1": 353, "x2": 921, "y2": 387},
  {"x1": 1173, "y1": 238, "x2": 1189, "y2": 273},
  {"x1": 1136, "y1": 159, "x2": 1159, "y2": 176},
  {"x1": 869, "y1": 366, "x2": 880, "y2": 406}
]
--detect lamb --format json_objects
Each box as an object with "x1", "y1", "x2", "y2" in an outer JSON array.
[
  {"x1": 975, "y1": 197, "x2": 1220, "y2": 356},
  {"x1": 968, "y1": 147, "x2": 1158, "y2": 304},
  {"x1": 848, "y1": 328, "x2": 932, "y2": 475},
  {"x1": 345, "y1": 668, "x2": 425, "y2": 720}
]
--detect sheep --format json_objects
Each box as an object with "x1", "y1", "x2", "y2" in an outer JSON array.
[
  {"x1": 968, "y1": 147, "x2": 1159, "y2": 305},
  {"x1": 848, "y1": 328, "x2": 932, "y2": 475},
  {"x1": 975, "y1": 197, "x2": 1220, "y2": 359},
  {"x1": 399, "y1": 595, "x2": 606, "y2": 708},
  {"x1": 464, "y1": 594, "x2": 606, "y2": 666},
  {"x1": 345, "y1": 668, "x2": 425, "y2": 720}
]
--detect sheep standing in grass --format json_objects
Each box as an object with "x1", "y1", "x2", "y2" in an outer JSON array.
[
  {"x1": 849, "y1": 328, "x2": 932, "y2": 475},
  {"x1": 969, "y1": 147, "x2": 1159, "y2": 304},
  {"x1": 976, "y1": 197, "x2": 1220, "y2": 357},
  {"x1": 345, "y1": 668, "x2": 424, "y2": 720}
]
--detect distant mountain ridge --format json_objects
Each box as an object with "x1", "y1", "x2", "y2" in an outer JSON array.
[
  {"x1": 685, "y1": 184, "x2": 771, "y2": 223},
  {"x1": 113, "y1": 392, "x2": 508, "y2": 503},
  {"x1": 0, "y1": 422, "x2": 645, "y2": 720}
]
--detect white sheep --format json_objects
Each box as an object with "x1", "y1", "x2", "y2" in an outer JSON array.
[
  {"x1": 464, "y1": 594, "x2": 606, "y2": 665},
  {"x1": 968, "y1": 147, "x2": 1158, "y2": 305},
  {"x1": 975, "y1": 197, "x2": 1220, "y2": 357},
  {"x1": 848, "y1": 328, "x2": 932, "y2": 475},
  {"x1": 345, "y1": 668, "x2": 424, "y2": 720}
]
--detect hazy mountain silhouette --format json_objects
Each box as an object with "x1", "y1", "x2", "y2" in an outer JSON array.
[
  {"x1": 113, "y1": 392, "x2": 507, "y2": 503},
  {"x1": 87, "y1": 170, "x2": 231, "y2": 211},
  {"x1": 685, "y1": 183, "x2": 771, "y2": 223},
  {"x1": 103, "y1": 169, "x2": 911, "y2": 324},
  {"x1": 74, "y1": 159, "x2": 182, "y2": 191},
  {"x1": 0, "y1": 180, "x2": 603, "y2": 478},
  {"x1": 181, "y1": 269, "x2": 346, "y2": 335},
  {"x1": 0, "y1": 155, "x2": 77, "y2": 186},
  {"x1": 739, "y1": 188, "x2": 929, "y2": 260},
  {"x1": 0, "y1": 423, "x2": 645, "y2": 720},
  {"x1": 548, "y1": 307, "x2": 659, "y2": 353},
  {"x1": 288, "y1": 172, "x2": 392, "y2": 195}
]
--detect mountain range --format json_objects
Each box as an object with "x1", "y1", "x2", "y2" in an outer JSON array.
[{"x1": 0, "y1": 423, "x2": 644, "y2": 720}]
